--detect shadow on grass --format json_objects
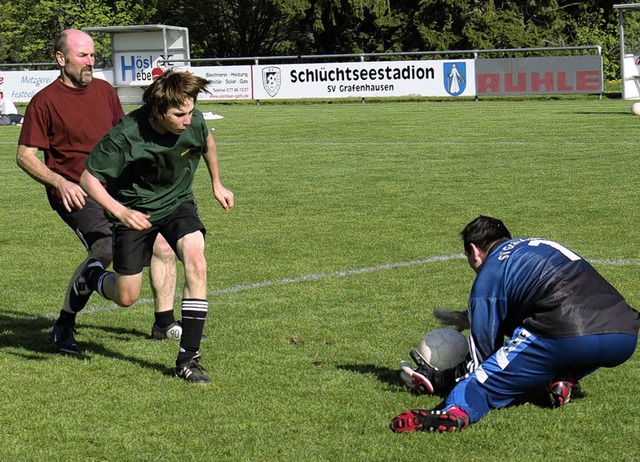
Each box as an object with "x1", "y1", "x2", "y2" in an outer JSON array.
[
  {"x1": 0, "y1": 311, "x2": 54, "y2": 355},
  {"x1": 337, "y1": 363, "x2": 406, "y2": 391},
  {"x1": 0, "y1": 310, "x2": 171, "y2": 376}
]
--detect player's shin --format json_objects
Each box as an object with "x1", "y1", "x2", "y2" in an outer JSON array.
[{"x1": 177, "y1": 298, "x2": 208, "y2": 365}]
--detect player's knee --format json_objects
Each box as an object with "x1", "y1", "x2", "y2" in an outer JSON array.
[
  {"x1": 113, "y1": 280, "x2": 142, "y2": 307},
  {"x1": 152, "y1": 235, "x2": 176, "y2": 262},
  {"x1": 116, "y1": 291, "x2": 138, "y2": 307}
]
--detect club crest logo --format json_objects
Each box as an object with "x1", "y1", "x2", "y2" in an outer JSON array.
[
  {"x1": 443, "y1": 62, "x2": 466, "y2": 96},
  {"x1": 262, "y1": 67, "x2": 281, "y2": 97}
]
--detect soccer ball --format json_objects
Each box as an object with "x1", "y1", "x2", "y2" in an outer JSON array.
[
  {"x1": 631, "y1": 102, "x2": 640, "y2": 116},
  {"x1": 418, "y1": 328, "x2": 468, "y2": 370}
]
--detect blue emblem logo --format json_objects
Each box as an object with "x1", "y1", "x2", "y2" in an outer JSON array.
[{"x1": 443, "y1": 62, "x2": 466, "y2": 96}]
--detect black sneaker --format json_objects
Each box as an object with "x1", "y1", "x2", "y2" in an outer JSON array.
[
  {"x1": 175, "y1": 355, "x2": 210, "y2": 384},
  {"x1": 151, "y1": 321, "x2": 182, "y2": 340},
  {"x1": 48, "y1": 323, "x2": 81, "y2": 355},
  {"x1": 390, "y1": 406, "x2": 470, "y2": 433}
]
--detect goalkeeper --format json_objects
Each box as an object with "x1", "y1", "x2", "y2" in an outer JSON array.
[{"x1": 391, "y1": 216, "x2": 640, "y2": 433}]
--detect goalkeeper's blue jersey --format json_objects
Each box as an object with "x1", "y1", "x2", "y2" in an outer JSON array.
[{"x1": 467, "y1": 238, "x2": 640, "y2": 364}]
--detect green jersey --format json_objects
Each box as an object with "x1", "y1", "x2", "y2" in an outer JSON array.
[{"x1": 86, "y1": 106, "x2": 209, "y2": 222}]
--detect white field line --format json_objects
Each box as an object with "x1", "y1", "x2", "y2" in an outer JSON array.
[{"x1": 6, "y1": 253, "x2": 639, "y2": 323}]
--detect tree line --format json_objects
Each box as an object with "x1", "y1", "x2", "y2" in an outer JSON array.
[{"x1": 0, "y1": 1, "x2": 635, "y2": 80}]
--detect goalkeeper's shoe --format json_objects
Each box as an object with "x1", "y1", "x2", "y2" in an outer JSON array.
[
  {"x1": 400, "y1": 360, "x2": 435, "y2": 395},
  {"x1": 175, "y1": 354, "x2": 210, "y2": 384},
  {"x1": 151, "y1": 321, "x2": 182, "y2": 340},
  {"x1": 548, "y1": 380, "x2": 574, "y2": 407},
  {"x1": 548, "y1": 372, "x2": 576, "y2": 407},
  {"x1": 390, "y1": 406, "x2": 470, "y2": 433},
  {"x1": 399, "y1": 347, "x2": 442, "y2": 395},
  {"x1": 48, "y1": 323, "x2": 81, "y2": 355}
]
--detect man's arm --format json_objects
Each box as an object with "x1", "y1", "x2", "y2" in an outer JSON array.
[
  {"x1": 201, "y1": 131, "x2": 234, "y2": 210},
  {"x1": 16, "y1": 144, "x2": 87, "y2": 212},
  {"x1": 79, "y1": 169, "x2": 151, "y2": 231},
  {"x1": 467, "y1": 296, "x2": 506, "y2": 368}
]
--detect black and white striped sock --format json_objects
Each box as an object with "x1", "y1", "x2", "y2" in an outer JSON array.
[{"x1": 177, "y1": 298, "x2": 208, "y2": 364}]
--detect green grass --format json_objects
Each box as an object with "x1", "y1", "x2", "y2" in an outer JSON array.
[{"x1": 1, "y1": 96, "x2": 639, "y2": 461}]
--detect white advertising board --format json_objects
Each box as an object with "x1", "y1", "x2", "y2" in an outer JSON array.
[
  {"x1": 188, "y1": 66, "x2": 252, "y2": 101},
  {"x1": 0, "y1": 69, "x2": 114, "y2": 103},
  {"x1": 2, "y1": 56, "x2": 602, "y2": 104},
  {"x1": 114, "y1": 53, "x2": 189, "y2": 86},
  {"x1": 622, "y1": 54, "x2": 640, "y2": 100},
  {"x1": 251, "y1": 60, "x2": 476, "y2": 100}
]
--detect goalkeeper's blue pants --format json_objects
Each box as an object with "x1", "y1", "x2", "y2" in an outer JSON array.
[{"x1": 444, "y1": 327, "x2": 637, "y2": 424}]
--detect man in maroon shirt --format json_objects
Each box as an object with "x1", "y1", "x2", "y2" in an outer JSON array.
[{"x1": 16, "y1": 29, "x2": 181, "y2": 354}]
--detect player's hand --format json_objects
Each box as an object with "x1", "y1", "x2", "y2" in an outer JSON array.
[
  {"x1": 433, "y1": 308, "x2": 470, "y2": 331},
  {"x1": 214, "y1": 183, "x2": 234, "y2": 210},
  {"x1": 58, "y1": 179, "x2": 87, "y2": 212},
  {"x1": 117, "y1": 209, "x2": 152, "y2": 231}
]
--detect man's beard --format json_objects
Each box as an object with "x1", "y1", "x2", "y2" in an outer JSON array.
[
  {"x1": 77, "y1": 66, "x2": 93, "y2": 86},
  {"x1": 66, "y1": 65, "x2": 93, "y2": 87}
]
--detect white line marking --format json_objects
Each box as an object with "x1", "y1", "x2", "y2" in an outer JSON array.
[{"x1": 5, "y1": 253, "x2": 639, "y2": 323}]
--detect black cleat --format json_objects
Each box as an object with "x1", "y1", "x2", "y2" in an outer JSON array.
[
  {"x1": 175, "y1": 354, "x2": 210, "y2": 384},
  {"x1": 48, "y1": 323, "x2": 81, "y2": 355}
]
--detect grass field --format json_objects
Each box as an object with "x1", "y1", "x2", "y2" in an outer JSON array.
[{"x1": 1, "y1": 96, "x2": 639, "y2": 461}]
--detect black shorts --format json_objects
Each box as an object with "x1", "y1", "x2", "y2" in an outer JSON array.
[
  {"x1": 113, "y1": 201, "x2": 206, "y2": 275},
  {"x1": 54, "y1": 197, "x2": 113, "y2": 250}
]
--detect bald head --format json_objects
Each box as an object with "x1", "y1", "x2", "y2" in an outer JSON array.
[
  {"x1": 54, "y1": 29, "x2": 95, "y2": 88},
  {"x1": 55, "y1": 29, "x2": 93, "y2": 55}
]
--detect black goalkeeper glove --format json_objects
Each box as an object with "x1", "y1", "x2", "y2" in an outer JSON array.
[{"x1": 433, "y1": 308, "x2": 470, "y2": 331}]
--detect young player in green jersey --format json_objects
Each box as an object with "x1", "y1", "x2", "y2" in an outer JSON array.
[{"x1": 78, "y1": 70, "x2": 234, "y2": 383}]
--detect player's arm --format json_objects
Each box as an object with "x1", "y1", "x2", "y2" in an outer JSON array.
[
  {"x1": 467, "y1": 296, "x2": 506, "y2": 368},
  {"x1": 201, "y1": 130, "x2": 234, "y2": 210},
  {"x1": 16, "y1": 144, "x2": 87, "y2": 212},
  {"x1": 79, "y1": 169, "x2": 151, "y2": 231}
]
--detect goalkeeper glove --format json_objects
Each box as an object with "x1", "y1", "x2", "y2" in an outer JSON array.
[{"x1": 433, "y1": 308, "x2": 470, "y2": 331}]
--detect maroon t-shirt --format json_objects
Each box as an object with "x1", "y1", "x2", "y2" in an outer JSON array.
[{"x1": 19, "y1": 77, "x2": 125, "y2": 207}]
